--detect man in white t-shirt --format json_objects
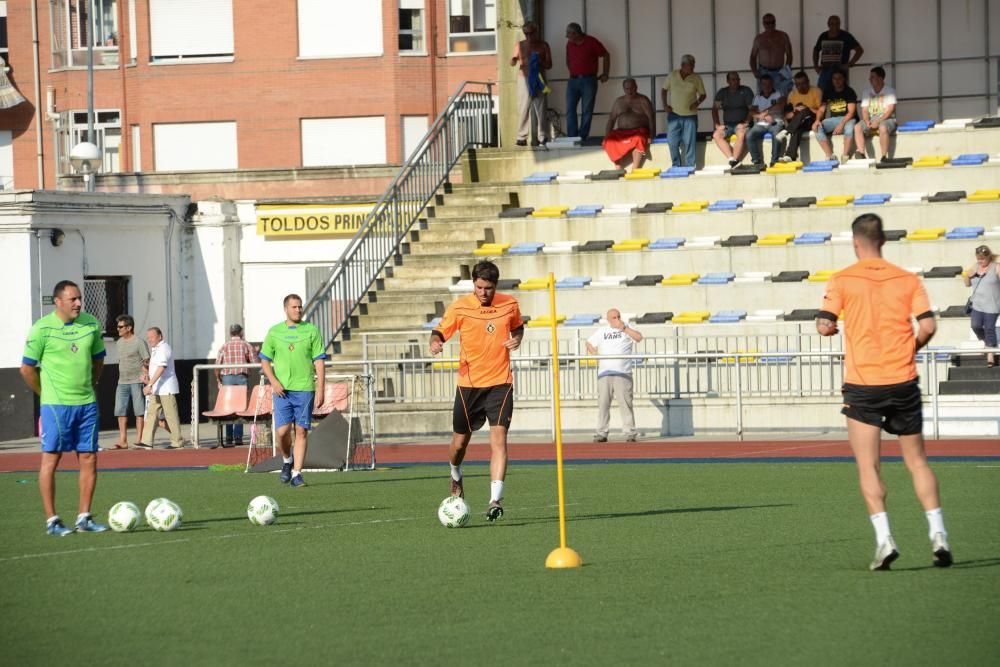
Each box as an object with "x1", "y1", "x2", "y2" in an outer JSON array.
[
  {"x1": 745, "y1": 74, "x2": 787, "y2": 166},
  {"x1": 852, "y1": 66, "x2": 897, "y2": 161},
  {"x1": 586, "y1": 309, "x2": 643, "y2": 442},
  {"x1": 137, "y1": 327, "x2": 187, "y2": 449}
]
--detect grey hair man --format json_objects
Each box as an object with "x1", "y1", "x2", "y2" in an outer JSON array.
[{"x1": 586, "y1": 309, "x2": 643, "y2": 442}]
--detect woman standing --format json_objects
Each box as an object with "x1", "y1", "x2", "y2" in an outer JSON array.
[{"x1": 963, "y1": 245, "x2": 1000, "y2": 366}]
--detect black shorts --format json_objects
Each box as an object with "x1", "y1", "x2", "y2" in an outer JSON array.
[
  {"x1": 453, "y1": 384, "x2": 514, "y2": 433},
  {"x1": 841, "y1": 380, "x2": 923, "y2": 436}
]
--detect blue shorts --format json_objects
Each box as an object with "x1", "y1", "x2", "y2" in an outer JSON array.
[
  {"x1": 114, "y1": 383, "x2": 145, "y2": 417},
  {"x1": 273, "y1": 391, "x2": 315, "y2": 430},
  {"x1": 40, "y1": 403, "x2": 100, "y2": 453}
]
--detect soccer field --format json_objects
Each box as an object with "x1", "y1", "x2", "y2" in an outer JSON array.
[{"x1": 1, "y1": 462, "x2": 997, "y2": 665}]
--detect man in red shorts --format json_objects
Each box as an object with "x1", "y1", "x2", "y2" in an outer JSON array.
[
  {"x1": 602, "y1": 78, "x2": 655, "y2": 171},
  {"x1": 816, "y1": 213, "x2": 952, "y2": 570},
  {"x1": 429, "y1": 261, "x2": 524, "y2": 521}
]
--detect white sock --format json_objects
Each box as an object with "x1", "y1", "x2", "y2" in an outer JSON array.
[
  {"x1": 925, "y1": 507, "x2": 947, "y2": 540},
  {"x1": 47, "y1": 515, "x2": 60, "y2": 525},
  {"x1": 490, "y1": 480, "x2": 504, "y2": 503},
  {"x1": 283, "y1": 456, "x2": 293, "y2": 464},
  {"x1": 450, "y1": 464, "x2": 462, "y2": 482},
  {"x1": 76, "y1": 512, "x2": 91, "y2": 523},
  {"x1": 870, "y1": 512, "x2": 892, "y2": 545},
  {"x1": 292, "y1": 470, "x2": 301, "y2": 477}
]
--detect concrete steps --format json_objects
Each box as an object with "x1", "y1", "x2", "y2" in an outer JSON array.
[
  {"x1": 939, "y1": 359, "x2": 1000, "y2": 394},
  {"x1": 427, "y1": 204, "x2": 504, "y2": 220}
]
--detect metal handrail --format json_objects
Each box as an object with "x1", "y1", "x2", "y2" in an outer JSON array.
[{"x1": 302, "y1": 80, "x2": 496, "y2": 349}]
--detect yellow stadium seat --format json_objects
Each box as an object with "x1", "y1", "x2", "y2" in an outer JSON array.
[
  {"x1": 431, "y1": 361, "x2": 460, "y2": 370},
  {"x1": 905, "y1": 228, "x2": 945, "y2": 241},
  {"x1": 623, "y1": 168, "x2": 661, "y2": 180},
  {"x1": 766, "y1": 163, "x2": 800, "y2": 174},
  {"x1": 807, "y1": 269, "x2": 838, "y2": 282},
  {"x1": 912, "y1": 158, "x2": 947, "y2": 168},
  {"x1": 661, "y1": 273, "x2": 701, "y2": 286},
  {"x1": 672, "y1": 311, "x2": 711, "y2": 324},
  {"x1": 472, "y1": 243, "x2": 510, "y2": 256},
  {"x1": 611, "y1": 238, "x2": 651, "y2": 251},
  {"x1": 721, "y1": 350, "x2": 759, "y2": 364},
  {"x1": 579, "y1": 358, "x2": 599, "y2": 367},
  {"x1": 757, "y1": 233, "x2": 796, "y2": 246},
  {"x1": 672, "y1": 200, "x2": 710, "y2": 212},
  {"x1": 518, "y1": 277, "x2": 550, "y2": 290},
  {"x1": 526, "y1": 314, "x2": 567, "y2": 328},
  {"x1": 919, "y1": 155, "x2": 952, "y2": 163},
  {"x1": 817, "y1": 195, "x2": 855, "y2": 207},
  {"x1": 531, "y1": 206, "x2": 570, "y2": 218},
  {"x1": 968, "y1": 189, "x2": 1000, "y2": 201}
]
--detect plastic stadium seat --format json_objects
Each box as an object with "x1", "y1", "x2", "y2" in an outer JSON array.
[
  {"x1": 721, "y1": 235, "x2": 758, "y2": 247},
  {"x1": 794, "y1": 232, "x2": 832, "y2": 244},
  {"x1": 508, "y1": 242, "x2": 544, "y2": 255},
  {"x1": 611, "y1": 238, "x2": 651, "y2": 251},
  {"x1": 518, "y1": 277, "x2": 550, "y2": 291},
  {"x1": 202, "y1": 385, "x2": 249, "y2": 441},
  {"x1": 968, "y1": 189, "x2": 1000, "y2": 201},
  {"x1": 527, "y1": 315, "x2": 567, "y2": 328},
  {"x1": 651, "y1": 133, "x2": 669, "y2": 143},
  {"x1": 623, "y1": 168, "x2": 661, "y2": 180},
  {"x1": 637, "y1": 202, "x2": 673, "y2": 214},
  {"x1": 945, "y1": 227, "x2": 984, "y2": 240},
  {"x1": 649, "y1": 237, "x2": 685, "y2": 249},
  {"x1": 854, "y1": 193, "x2": 891, "y2": 206},
  {"x1": 708, "y1": 199, "x2": 744, "y2": 211},
  {"x1": 431, "y1": 360, "x2": 460, "y2": 370},
  {"x1": 542, "y1": 241, "x2": 580, "y2": 254},
  {"x1": 473, "y1": 242, "x2": 510, "y2": 256},
  {"x1": 313, "y1": 383, "x2": 350, "y2": 417},
  {"x1": 744, "y1": 197, "x2": 777, "y2": 209},
  {"x1": 729, "y1": 163, "x2": 767, "y2": 175},
  {"x1": 565, "y1": 313, "x2": 600, "y2": 326},
  {"x1": 556, "y1": 276, "x2": 592, "y2": 289},
  {"x1": 817, "y1": 195, "x2": 855, "y2": 207},
  {"x1": 449, "y1": 279, "x2": 473, "y2": 293},
  {"x1": 236, "y1": 385, "x2": 273, "y2": 420},
  {"x1": 766, "y1": 162, "x2": 800, "y2": 174},
  {"x1": 951, "y1": 153, "x2": 988, "y2": 166},
  {"x1": 773, "y1": 271, "x2": 810, "y2": 283},
  {"x1": 548, "y1": 136, "x2": 582, "y2": 147},
  {"x1": 500, "y1": 207, "x2": 534, "y2": 218},
  {"x1": 636, "y1": 311, "x2": 674, "y2": 324},
  {"x1": 592, "y1": 169, "x2": 626, "y2": 181},
  {"x1": 523, "y1": 171, "x2": 558, "y2": 183},
  {"x1": 757, "y1": 233, "x2": 795, "y2": 246},
  {"x1": 745, "y1": 309, "x2": 785, "y2": 322},
  {"x1": 923, "y1": 266, "x2": 962, "y2": 278},
  {"x1": 875, "y1": 157, "x2": 913, "y2": 170},
  {"x1": 497, "y1": 279, "x2": 521, "y2": 290},
  {"x1": 831, "y1": 231, "x2": 854, "y2": 245},
  {"x1": 927, "y1": 191, "x2": 965, "y2": 202},
  {"x1": 531, "y1": 205, "x2": 570, "y2": 218},
  {"x1": 662, "y1": 273, "x2": 700, "y2": 286},
  {"x1": 686, "y1": 235, "x2": 721, "y2": 248},
  {"x1": 709, "y1": 310, "x2": 747, "y2": 324},
  {"x1": 885, "y1": 229, "x2": 907, "y2": 241},
  {"x1": 935, "y1": 118, "x2": 972, "y2": 129},
  {"x1": 626, "y1": 274, "x2": 664, "y2": 287},
  {"x1": 672, "y1": 311, "x2": 711, "y2": 324},
  {"x1": 939, "y1": 305, "x2": 970, "y2": 318},
  {"x1": 973, "y1": 117, "x2": 1000, "y2": 128},
  {"x1": 673, "y1": 200, "x2": 710, "y2": 213},
  {"x1": 807, "y1": 269, "x2": 837, "y2": 282},
  {"x1": 904, "y1": 266, "x2": 925, "y2": 275},
  {"x1": 567, "y1": 204, "x2": 604, "y2": 217},
  {"x1": 890, "y1": 191, "x2": 926, "y2": 204},
  {"x1": 785, "y1": 309, "x2": 820, "y2": 321},
  {"x1": 602, "y1": 203, "x2": 638, "y2": 215},
  {"x1": 905, "y1": 228, "x2": 945, "y2": 241},
  {"x1": 779, "y1": 196, "x2": 816, "y2": 208},
  {"x1": 734, "y1": 271, "x2": 772, "y2": 283},
  {"x1": 579, "y1": 240, "x2": 614, "y2": 252},
  {"x1": 422, "y1": 317, "x2": 442, "y2": 330},
  {"x1": 840, "y1": 158, "x2": 874, "y2": 170},
  {"x1": 913, "y1": 157, "x2": 949, "y2": 168},
  {"x1": 591, "y1": 275, "x2": 627, "y2": 287},
  {"x1": 898, "y1": 120, "x2": 935, "y2": 132},
  {"x1": 556, "y1": 170, "x2": 593, "y2": 182},
  {"x1": 697, "y1": 272, "x2": 736, "y2": 285},
  {"x1": 802, "y1": 159, "x2": 839, "y2": 173},
  {"x1": 661, "y1": 166, "x2": 696, "y2": 178},
  {"x1": 695, "y1": 165, "x2": 729, "y2": 177}
]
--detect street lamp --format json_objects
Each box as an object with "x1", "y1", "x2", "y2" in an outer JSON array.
[{"x1": 70, "y1": 141, "x2": 102, "y2": 191}]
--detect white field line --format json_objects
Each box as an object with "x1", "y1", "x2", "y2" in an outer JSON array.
[{"x1": 717, "y1": 441, "x2": 849, "y2": 457}]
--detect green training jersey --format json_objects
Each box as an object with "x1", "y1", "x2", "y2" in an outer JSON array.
[
  {"x1": 259, "y1": 321, "x2": 327, "y2": 392},
  {"x1": 22, "y1": 311, "x2": 107, "y2": 405}
]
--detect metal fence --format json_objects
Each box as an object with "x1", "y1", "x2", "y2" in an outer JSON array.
[{"x1": 302, "y1": 81, "x2": 496, "y2": 350}]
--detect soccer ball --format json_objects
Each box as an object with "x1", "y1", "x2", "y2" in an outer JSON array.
[
  {"x1": 438, "y1": 496, "x2": 470, "y2": 528},
  {"x1": 247, "y1": 495, "x2": 280, "y2": 526},
  {"x1": 145, "y1": 498, "x2": 183, "y2": 532},
  {"x1": 108, "y1": 501, "x2": 141, "y2": 532}
]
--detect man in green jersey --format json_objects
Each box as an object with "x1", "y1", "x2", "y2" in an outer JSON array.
[
  {"x1": 259, "y1": 294, "x2": 326, "y2": 487},
  {"x1": 20, "y1": 280, "x2": 109, "y2": 536}
]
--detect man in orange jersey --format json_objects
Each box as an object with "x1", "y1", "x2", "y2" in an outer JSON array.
[
  {"x1": 429, "y1": 261, "x2": 524, "y2": 522},
  {"x1": 816, "y1": 213, "x2": 952, "y2": 571}
]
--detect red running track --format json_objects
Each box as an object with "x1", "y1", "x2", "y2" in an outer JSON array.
[{"x1": 1, "y1": 439, "x2": 998, "y2": 472}]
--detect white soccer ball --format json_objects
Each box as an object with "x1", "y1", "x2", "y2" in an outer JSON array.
[
  {"x1": 438, "y1": 496, "x2": 470, "y2": 528},
  {"x1": 247, "y1": 495, "x2": 280, "y2": 526},
  {"x1": 108, "y1": 501, "x2": 141, "y2": 532},
  {"x1": 145, "y1": 498, "x2": 183, "y2": 532}
]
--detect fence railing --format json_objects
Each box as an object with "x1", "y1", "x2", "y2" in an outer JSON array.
[{"x1": 302, "y1": 81, "x2": 496, "y2": 350}]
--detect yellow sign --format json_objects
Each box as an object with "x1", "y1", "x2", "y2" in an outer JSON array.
[{"x1": 256, "y1": 204, "x2": 377, "y2": 239}]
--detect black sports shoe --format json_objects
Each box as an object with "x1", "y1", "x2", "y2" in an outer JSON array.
[
  {"x1": 932, "y1": 533, "x2": 953, "y2": 567},
  {"x1": 290, "y1": 473, "x2": 307, "y2": 488},
  {"x1": 870, "y1": 537, "x2": 899, "y2": 571},
  {"x1": 485, "y1": 501, "x2": 504, "y2": 522},
  {"x1": 279, "y1": 461, "x2": 293, "y2": 484},
  {"x1": 593, "y1": 434, "x2": 608, "y2": 443}
]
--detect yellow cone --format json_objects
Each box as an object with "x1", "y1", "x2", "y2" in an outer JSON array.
[{"x1": 546, "y1": 547, "x2": 583, "y2": 569}]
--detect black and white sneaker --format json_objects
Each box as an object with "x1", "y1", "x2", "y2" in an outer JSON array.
[
  {"x1": 485, "y1": 501, "x2": 504, "y2": 523},
  {"x1": 932, "y1": 532, "x2": 953, "y2": 567},
  {"x1": 870, "y1": 536, "x2": 899, "y2": 571},
  {"x1": 279, "y1": 461, "x2": 293, "y2": 484}
]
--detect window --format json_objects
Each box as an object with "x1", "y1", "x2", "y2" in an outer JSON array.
[
  {"x1": 127, "y1": 0, "x2": 136, "y2": 64},
  {"x1": 301, "y1": 117, "x2": 386, "y2": 167},
  {"x1": 153, "y1": 121, "x2": 238, "y2": 171},
  {"x1": 401, "y1": 115, "x2": 428, "y2": 160},
  {"x1": 55, "y1": 110, "x2": 122, "y2": 175},
  {"x1": 398, "y1": 0, "x2": 424, "y2": 54},
  {"x1": 447, "y1": 0, "x2": 495, "y2": 53},
  {"x1": 84, "y1": 276, "x2": 129, "y2": 338},
  {"x1": 149, "y1": 0, "x2": 233, "y2": 61},
  {"x1": 49, "y1": 0, "x2": 119, "y2": 68},
  {"x1": 1, "y1": 1, "x2": 8, "y2": 58},
  {"x1": 130, "y1": 124, "x2": 140, "y2": 171},
  {"x1": 298, "y1": 0, "x2": 383, "y2": 59}
]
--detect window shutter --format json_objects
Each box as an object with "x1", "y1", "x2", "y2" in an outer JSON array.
[{"x1": 149, "y1": 0, "x2": 233, "y2": 58}]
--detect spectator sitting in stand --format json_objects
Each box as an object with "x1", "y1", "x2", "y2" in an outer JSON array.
[
  {"x1": 777, "y1": 70, "x2": 823, "y2": 162},
  {"x1": 602, "y1": 78, "x2": 655, "y2": 171},
  {"x1": 711, "y1": 71, "x2": 754, "y2": 168},
  {"x1": 813, "y1": 70, "x2": 858, "y2": 163},
  {"x1": 746, "y1": 74, "x2": 787, "y2": 167},
  {"x1": 852, "y1": 66, "x2": 897, "y2": 161}
]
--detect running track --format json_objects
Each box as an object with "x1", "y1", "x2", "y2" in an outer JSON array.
[{"x1": 1, "y1": 439, "x2": 999, "y2": 472}]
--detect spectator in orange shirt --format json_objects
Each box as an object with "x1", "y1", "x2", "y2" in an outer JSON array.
[
  {"x1": 429, "y1": 261, "x2": 524, "y2": 522},
  {"x1": 816, "y1": 213, "x2": 952, "y2": 571}
]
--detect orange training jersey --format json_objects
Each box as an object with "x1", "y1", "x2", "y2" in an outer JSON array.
[
  {"x1": 819, "y1": 257, "x2": 933, "y2": 386},
  {"x1": 434, "y1": 293, "x2": 524, "y2": 388}
]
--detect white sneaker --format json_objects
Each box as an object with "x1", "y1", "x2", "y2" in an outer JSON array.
[
  {"x1": 869, "y1": 536, "x2": 899, "y2": 571},
  {"x1": 778, "y1": 155, "x2": 792, "y2": 163},
  {"x1": 931, "y1": 532, "x2": 953, "y2": 568},
  {"x1": 774, "y1": 129, "x2": 789, "y2": 143}
]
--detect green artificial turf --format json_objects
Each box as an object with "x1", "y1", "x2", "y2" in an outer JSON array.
[{"x1": 1, "y1": 462, "x2": 997, "y2": 665}]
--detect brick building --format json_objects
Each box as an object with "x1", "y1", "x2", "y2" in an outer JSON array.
[{"x1": 0, "y1": 0, "x2": 498, "y2": 198}]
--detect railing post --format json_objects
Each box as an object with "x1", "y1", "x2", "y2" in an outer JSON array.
[
  {"x1": 734, "y1": 356, "x2": 744, "y2": 441},
  {"x1": 192, "y1": 368, "x2": 199, "y2": 448},
  {"x1": 929, "y1": 353, "x2": 940, "y2": 440}
]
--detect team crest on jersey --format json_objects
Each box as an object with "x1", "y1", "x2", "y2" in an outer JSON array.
[
  {"x1": 70, "y1": 343, "x2": 79, "y2": 353},
  {"x1": 486, "y1": 322, "x2": 496, "y2": 335},
  {"x1": 288, "y1": 343, "x2": 295, "y2": 351}
]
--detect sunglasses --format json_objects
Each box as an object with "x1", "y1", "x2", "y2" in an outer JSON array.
[{"x1": 976, "y1": 246, "x2": 990, "y2": 254}]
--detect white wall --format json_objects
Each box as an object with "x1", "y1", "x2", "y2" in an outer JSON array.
[
  {"x1": 0, "y1": 233, "x2": 35, "y2": 367},
  {"x1": 0, "y1": 130, "x2": 13, "y2": 189}
]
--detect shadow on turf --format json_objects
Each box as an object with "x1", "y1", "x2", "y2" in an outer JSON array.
[
  {"x1": 894, "y1": 556, "x2": 1000, "y2": 571},
  {"x1": 334, "y1": 472, "x2": 493, "y2": 486},
  {"x1": 182, "y1": 507, "x2": 384, "y2": 527},
  {"x1": 463, "y1": 503, "x2": 793, "y2": 529}
]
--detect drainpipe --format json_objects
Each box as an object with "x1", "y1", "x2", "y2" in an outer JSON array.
[{"x1": 31, "y1": 0, "x2": 45, "y2": 188}]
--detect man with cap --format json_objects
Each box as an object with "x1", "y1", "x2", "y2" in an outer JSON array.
[{"x1": 215, "y1": 323, "x2": 256, "y2": 446}]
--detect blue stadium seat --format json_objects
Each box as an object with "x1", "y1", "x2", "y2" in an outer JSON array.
[
  {"x1": 945, "y1": 226, "x2": 985, "y2": 239},
  {"x1": 793, "y1": 231, "x2": 832, "y2": 245},
  {"x1": 708, "y1": 199, "x2": 744, "y2": 211},
  {"x1": 556, "y1": 276, "x2": 592, "y2": 289},
  {"x1": 951, "y1": 153, "x2": 989, "y2": 166},
  {"x1": 522, "y1": 171, "x2": 558, "y2": 183},
  {"x1": 567, "y1": 204, "x2": 604, "y2": 217},
  {"x1": 697, "y1": 272, "x2": 736, "y2": 285},
  {"x1": 649, "y1": 237, "x2": 685, "y2": 249},
  {"x1": 709, "y1": 310, "x2": 747, "y2": 324},
  {"x1": 422, "y1": 317, "x2": 442, "y2": 330},
  {"x1": 508, "y1": 242, "x2": 544, "y2": 255},
  {"x1": 898, "y1": 120, "x2": 935, "y2": 132},
  {"x1": 661, "y1": 166, "x2": 696, "y2": 178},
  {"x1": 565, "y1": 313, "x2": 601, "y2": 326},
  {"x1": 651, "y1": 133, "x2": 669, "y2": 144},
  {"x1": 854, "y1": 193, "x2": 891, "y2": 206},
  {"x1": 803, "y1": 160, "x2": 838, "y2": 172}
]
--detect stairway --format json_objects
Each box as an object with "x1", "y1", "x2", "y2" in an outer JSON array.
[{"x1": 939, "y1": 356, "x2": 1000, "y2": 394}]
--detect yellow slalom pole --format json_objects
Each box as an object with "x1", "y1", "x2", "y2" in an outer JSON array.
[{"x1": 544, "y1": 272, "x2": 583, "y2": 569}]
